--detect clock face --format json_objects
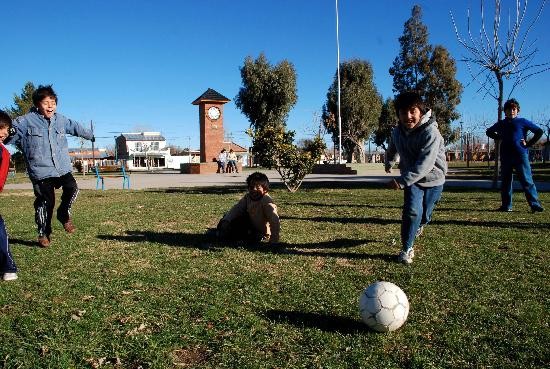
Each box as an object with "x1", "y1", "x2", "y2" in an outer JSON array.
[{"x1": 207, "y1": 106, "x2": 221, "y2": 120}]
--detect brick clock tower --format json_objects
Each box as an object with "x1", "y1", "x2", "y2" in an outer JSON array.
[{"x1": 187, "y1": 88, "x2": 231, "y2": 174}]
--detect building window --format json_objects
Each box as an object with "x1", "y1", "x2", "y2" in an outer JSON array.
[
  {"x1": 151, "y1": 142, "x2": 159, "y2": 151},
  {"x1": 136, "y1": 142, "x2": 142, "y2": 151}
]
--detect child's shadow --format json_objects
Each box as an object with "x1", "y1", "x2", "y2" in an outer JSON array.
[
  {"x1": 97, "y1": 231, "x2": 219, "y2": 251},
  {"x1": 9, "y1": 238, "x2": 38, "y2": 247},
  {"x1": 97, "y1": 230, "x2": 395, "y2": 261}
]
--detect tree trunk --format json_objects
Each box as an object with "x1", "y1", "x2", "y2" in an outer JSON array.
[{"x1": 492, "y1": 74, "x2": 504, "y2": 189}]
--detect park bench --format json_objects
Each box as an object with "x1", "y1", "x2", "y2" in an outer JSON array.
[{"x1": 94, "y1": 165, "x2": 130, "y2": 190}]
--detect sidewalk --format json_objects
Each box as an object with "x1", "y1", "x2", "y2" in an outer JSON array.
[{"x1": 4, "y1": 169, "x2": 549, "y2": 191}]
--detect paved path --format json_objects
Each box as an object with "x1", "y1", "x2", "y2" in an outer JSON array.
[{"x1": 4, "y1": 169, "x2": 550, "y2": 191}]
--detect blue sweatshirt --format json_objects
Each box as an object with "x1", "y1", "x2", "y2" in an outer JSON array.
[
  {"x1": 486, "y1": 117, "x2": 543, "y2": 158},
  {"x1": 5, "y1": 109, "x2": 93, "y2": 181}
]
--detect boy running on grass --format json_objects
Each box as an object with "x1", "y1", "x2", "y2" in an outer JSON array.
[
  {"x1": 0, "y1": 111, "x2": 18, "y2": 281},
  {"x1": 216, "y1": 172, "x2": 280, "y2": 244},
  {"x1": 385, "y1": 91, "x2": 447, "y2": 265}
]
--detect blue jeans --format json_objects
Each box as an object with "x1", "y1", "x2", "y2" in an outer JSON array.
[
  {"x1": 0, "y1": 216, "x2": 17, "y2": 273},
  {"x1": 401, "y1": 184, "x2": 443, "y2": 252},
  {"x1": 500, "y1": 154, "x2": 541, "y2": 210}
]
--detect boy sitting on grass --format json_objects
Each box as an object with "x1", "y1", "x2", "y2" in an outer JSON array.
[
  {"x1": 216, "y1": 172, "x2": 280, "y2": 244},
  {"x1": 385, "y1": 91, "x2": 447, "y2": 265}
]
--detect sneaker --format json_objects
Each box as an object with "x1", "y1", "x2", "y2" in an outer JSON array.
[
  {"x1": 415, "y1": 225, "x2": 424, "y2": 239},
  {"x1": 531, "y1": 204, "x2": 544, "y2": 213},
  {"x1": 397, "y1": 249, "x2": 415, "y2": 265},
  {"x1": 37, "y1": 235, "x2": 50, "y2": 248},
  {"x1": 3, "y1": 272, "x2": 18, "y2": 281},
  {"x1": 63, "y1": 219, "x2": 76, "y2": 233},
  {"x1": 497, "y1": 206, "x2": 512, "y2": 212}
]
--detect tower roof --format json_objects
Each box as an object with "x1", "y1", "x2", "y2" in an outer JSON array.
[{"x1": 191, "y1": 88, "x2": 231, "y2": 105}]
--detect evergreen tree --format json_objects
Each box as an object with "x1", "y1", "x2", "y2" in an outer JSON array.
[
  {"x1": 389, "y1": 5, "x2": 462, "y2": 143},
  {"x1": 373, "y1": 98, "x2": 396, "y2": 150},
  {"x1": 5, "y1": 81, "x2": 36, "y2": 118}
]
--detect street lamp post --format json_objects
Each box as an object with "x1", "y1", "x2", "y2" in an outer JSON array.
[
  {"x1": 335, "y1": 0, "x2": 342, "y2": 164},
  {"x1": 460, "y1": 121, "x2": 464, "y2": 161}
]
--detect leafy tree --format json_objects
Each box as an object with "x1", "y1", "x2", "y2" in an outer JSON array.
[
  {"x1": 235, "y1": 54, "x2": 325, "y2": 192},
  {"x1": 5, "y1": 82, "x2": 36, "y2": 118},
  {"x1": 322, "y1": 59, "x2": 382, "y2": 163},
  {"x1": 390, "y1": 5, "x2": 462, "y2": 143},
  {"x1": 373, "y1": 98, "x2": 396, "y2": 150}
]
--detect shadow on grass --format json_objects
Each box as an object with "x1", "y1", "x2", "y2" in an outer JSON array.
[
  {"x1": 262, "y1": 309, "x2": 368, "y2": 334},
  {"x1": 97, "y1": 231, "x2": 219, "y2": 250},
  {"x1": 283, "y1": 201, "x2": 401, "y2": 209},
  {"x1": 9, "y1": 238, "x2": 38, "y2": 247},
  {"x1": 284, "y1": 215, "x2": 548, "y2": 230},
  {"x1": 145, "y1": 185, "x2": 245, "y2": 195},
  {"x1": 97, "y1": 231, "x2": 394, "y2": 261},
  {"x1": 282, "y1": 215, "x2": 398, "y2": 225}
]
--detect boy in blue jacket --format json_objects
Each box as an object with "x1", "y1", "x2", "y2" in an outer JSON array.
[
  {"x1": 5, "y1": 85, "x2": 94, "y2": 247},
  {"x1": 486, "y1": 98, "x2": 544, "y2": 212},
  {"x1": 385, "y1": 92, "x2": 447, "y2": 265},
  {"x1": 0, "y1": 111, "x2": 18, "y2": 281}
]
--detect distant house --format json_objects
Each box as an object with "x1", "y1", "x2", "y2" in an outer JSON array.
[
  {"x1": 116, "y1": 132, "x2": 171, "y2": 171},
  {"x1": 116, "y1": 132, "x2": 205, "y2": 170},
  {"x1": 68, "y1": 148, "x2": 110, "y2": 172}
]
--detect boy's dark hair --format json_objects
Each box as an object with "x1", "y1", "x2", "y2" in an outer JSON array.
[
  {"x1": 394, "y1": 91, "x2": 426, "y2": 115},
  {"x1": 0, "y1": 110, "x2": 12, "y2": 129},
  {"x1": 246, "y1": 172, "x2": 269, "y2": 191},
  {"x1": 503, "y1": 98, "x2": 520, "y2": 112},
  {"x1": 32, "y1": 85, "x2": 58, "y2": 106}
]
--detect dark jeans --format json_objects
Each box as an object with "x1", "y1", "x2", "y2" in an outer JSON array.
[
  {"x1": 32, "y1": 173, "x2": 79, "y2": 237},
  {"x1": 217, "y1": 214, "x2": 262, "y2": 242},
  {"x1": 500, "y1": 154, "x2": 541, "y2": 210},
  {"x1": 401, "y1": 184, "x2": 443, "y2": 252},
  {"x1": 0, "y1": 216, "x2": 17, "y2": 273}
]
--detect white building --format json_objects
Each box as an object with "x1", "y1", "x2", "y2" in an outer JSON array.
[{"x1": 116, "y1": 132, "x2": 180, "y2": 171}]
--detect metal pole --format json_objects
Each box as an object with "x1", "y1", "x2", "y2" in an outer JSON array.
[
  {"x1": 460, "y1": 121, "x2": 463, "y2": 161},
  {"x1": 90, "y1": 120, "x2": 95, "y2": 168},
  {"x1": 336, "y1": 0, "x2": 343, "y2": 164}
]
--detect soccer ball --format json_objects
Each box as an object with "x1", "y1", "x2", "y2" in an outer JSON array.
[{"x1": 359, "y1": 281, "x2": 409, "y2": 332}]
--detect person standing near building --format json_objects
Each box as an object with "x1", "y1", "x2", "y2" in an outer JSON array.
[
  {"x1": 217, "y1": 148, "x2": 227, "y2": 173},
  {"x1": 5, "y1": 85, "x2": 94, "y2": 247},
  {"x1": 486, "y1": 98, "x2": 544, "y2": 212}
]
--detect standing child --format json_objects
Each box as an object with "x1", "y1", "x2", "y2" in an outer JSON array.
[
  {"x1": 486, "y1": 98, "x2": 544, "y2": 212},
  {"x1": 5, "y1": 85, "x2": 94, "y2": 247},
  {"x1": 0, "y1": 111, "x2": 18, "y2": 281},
  {"x1": 216, "y1": 172, "x2": 280, "y2": 244},
  {"x1": 385, "y1": 92, "x2": 447, "y2": 265},
  {"x1": 217, "y1": 149, "x2": 227, "y2": 174}
]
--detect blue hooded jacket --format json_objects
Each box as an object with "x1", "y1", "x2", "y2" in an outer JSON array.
[{"x1": 5, "y1": 108, "x2": 93, "y2": 181}]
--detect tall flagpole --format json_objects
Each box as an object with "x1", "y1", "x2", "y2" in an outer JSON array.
[{"x1": 335, "y1": 0, "x2": 342, "y2": 163}]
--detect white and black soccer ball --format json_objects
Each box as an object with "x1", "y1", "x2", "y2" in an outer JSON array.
[{"x1": 359, "y1": 281, "x2": 409, "y2": 332}]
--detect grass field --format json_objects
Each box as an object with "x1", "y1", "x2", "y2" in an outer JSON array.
[{"x1": 0, "y1": 184, "x2": 548, "y2": 368}]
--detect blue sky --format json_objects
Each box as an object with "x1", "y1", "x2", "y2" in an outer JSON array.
[{"x1": 2, "y1": 0, "x2": 549, "y2": 151}]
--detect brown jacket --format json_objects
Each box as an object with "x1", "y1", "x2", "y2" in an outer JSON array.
[{"x1": 222, "y1": 193, "x2": 280, "y2": 242}]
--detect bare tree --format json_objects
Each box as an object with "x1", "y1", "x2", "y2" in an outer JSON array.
[{"x1": 451, "y1": 0, "x2": 549, "y2": 186}]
